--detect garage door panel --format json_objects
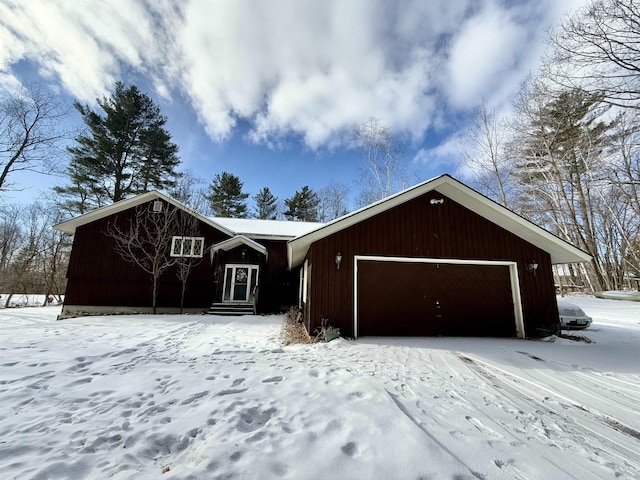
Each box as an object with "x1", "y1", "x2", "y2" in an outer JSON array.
[
  {"x1": 358, "y1": 261, "x2": 439, "y2": 336},
  {"x1": 357, "y1": 260, "x2": 515, "y2": 337},
  {"x1": 437, "y1": 264, "x2": 515, "y2": 336}
]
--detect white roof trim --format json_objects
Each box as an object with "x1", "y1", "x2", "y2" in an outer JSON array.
[
  {"x1": 53, "y1": 191, "x2": 235, "y2": 237},
  {"x1": 287, "y1": 175, "x2": 592, "y2": 268},
  {"x1": 210, "y1": 235, "x2": 268, "y2": 259}
]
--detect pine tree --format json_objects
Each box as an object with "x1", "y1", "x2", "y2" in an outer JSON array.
[
  {"x1": 206, "y1": 172, "x2": 249, "y2": 218},
  {"x1": 284, "y1": 186, "x2": 319, "y2": 222},
  {"x1": 513, "y1": 85, "x2": 616, "y2": 290},
  {"x1": 55, "y1": 82, "x2": 180, "y2": 212},
  {"x1": 253, "y1": 187, "x2": 278, "y2": 219}
]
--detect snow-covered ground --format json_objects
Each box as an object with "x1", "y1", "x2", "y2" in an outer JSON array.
[{"x1": 1, "y1": 295, "x2": 639, "y2": 479}]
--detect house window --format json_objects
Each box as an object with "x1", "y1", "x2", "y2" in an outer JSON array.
[{"x1": 171, "y1": 236, "x2": 204, "y2": 257}]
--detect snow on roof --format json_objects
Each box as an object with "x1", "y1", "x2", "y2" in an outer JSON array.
[{"x1": 211, "y1": 217, "x2": 324, "y2": 239}]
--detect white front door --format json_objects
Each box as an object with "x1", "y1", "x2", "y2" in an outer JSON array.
[{"x1": 223, "y1": 265, "x2": 259, "y2": 303}]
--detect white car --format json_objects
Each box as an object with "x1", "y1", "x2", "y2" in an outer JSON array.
[{"x1": 557, "y1": 299, "x2": 592, "y2": 330}]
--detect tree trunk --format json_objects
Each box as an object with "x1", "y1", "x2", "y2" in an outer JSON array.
[
  {"x1": 152, "y1": 274, "x2": 158, "y2": 314},
  {"x1": 180, "y1": 280, "x2": 187, "y2": 315}
]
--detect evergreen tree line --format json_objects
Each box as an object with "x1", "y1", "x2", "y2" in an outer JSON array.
[{"x1": 189, "y1": 171, "x2": 345, "y2": 223}]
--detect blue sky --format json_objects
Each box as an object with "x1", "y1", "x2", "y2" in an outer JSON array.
[{"x1": 0, "y1": 0, "x2": 587, "y2": 211}]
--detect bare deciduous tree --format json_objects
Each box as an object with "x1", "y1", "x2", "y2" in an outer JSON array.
[
  {"x1": 317, "y1": 182, "x2": 351, "y2": 222},
  {"x1": 41, "y1": 209, "x2": 72, "y2": 305},
  {"x1": 106, "y1": 201, "x2": 179, "y2": 313},
  {"x1": 0, "y1": 202, "x2": 69, "y2": 306},
  {"x1": 0, "y1": 84, "x2": 69, "y2": 193},
  {"x1": 0, "y1": 204, "x2": 22, "y2": 272},
  {"x1": 459, "y1": 100, "x2": 514, "y2": 207},
  {"x1": 174, "y1": 210, "x2": 205, "y2": 313},
  {"x1": 547, "y1": 0, "x2": 640, "y2": 109},
  {"x1": 352, "y1": 117, "x2": 409, "y2": 205},
  {"x1": 169, "y1": 170, "x2": 209, "y2": 213},
  {"x1": 603, "y1": 111, "x2": 640, "y2": 280}
]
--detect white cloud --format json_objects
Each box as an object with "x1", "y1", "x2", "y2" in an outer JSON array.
[
  {"x1": 0, "y1": 71, "x2": 23, "y2": 94},
  {"x1": 413, "y1": 133, "x2": 464, "y2": 169},
  {"x1": 0, "y1": 0, "x2": 587, "y2": 150},
  {"x1": 174, "y1": 0, "x2": 448, "y2": 145},
  {"x1": 445, "y1": 2, "x2": 533, "y2": 109}
]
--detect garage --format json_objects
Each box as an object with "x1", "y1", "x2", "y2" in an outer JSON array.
[
  {"x1": 289, "y1": 175, "x2": 591, "y2": 339},
  {"x1": 355, "y1": 257, "x2": 519, "y2": 337}
]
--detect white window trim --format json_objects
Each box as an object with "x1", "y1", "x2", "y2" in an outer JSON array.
[{"x1": 171, "y1": 236, "x2": 205, "y2": 258}]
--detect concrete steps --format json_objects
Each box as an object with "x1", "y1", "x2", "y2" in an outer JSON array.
[{"x1": 207, "y1": 303, "x2": 255, "y2": 316}]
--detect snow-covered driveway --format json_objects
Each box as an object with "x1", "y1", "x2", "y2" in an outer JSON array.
[{"x1": 1, "y1": 296, "x2": 639, "y2": 479}]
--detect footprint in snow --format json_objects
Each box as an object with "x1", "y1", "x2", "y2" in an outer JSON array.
[
  {"x1": 466, "y1": 415, "x2": 504, "y2": 440},
  {"x1": 217, "y1": 388, "x2": 248, "y2": 396},
  {"x1": 67, "y1": 377, "x2": 93, "y2": 386},
  {"x1": 270, "y1": 462, "x2": 290, "y2": 476},
  {"x1": 236, "y1": 407, "x2": 277, "y2": 433},
  {"x1": 180, "y1": 390, "x2": 209, "y2": 405},
  {"x1": 341, "y1": 441, "x2": 359, "y2": 458}
]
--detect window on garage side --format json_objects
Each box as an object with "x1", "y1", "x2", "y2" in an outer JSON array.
[{"x1": 171, "y1": 236, "x2": 205, "y2": 257}]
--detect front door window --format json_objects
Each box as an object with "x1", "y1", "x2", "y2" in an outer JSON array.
[
  {"x1": 233, "y1": 267, "x2": 248, "y2": 301},
  {"x1": 223, "y1": 265, "x2": 259, "y2": 303}
]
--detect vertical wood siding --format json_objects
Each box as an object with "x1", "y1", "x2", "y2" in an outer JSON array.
[
  {"x1": 258, "y1": 240, "x2": 298, "y2": 313},
  {"x1": 65, "y1": 202, "x2": 230, "y2": 309},
  {"x1": 64, "y1": 202, "x2": 297, "y2": 313},
  {"x1": 305, "y1": 191, "x2": 558, "y2": 338}
]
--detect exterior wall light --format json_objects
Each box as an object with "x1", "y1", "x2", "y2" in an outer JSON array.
[
  {"x1": 430, "y1": 198, "x2": 444, "y2": 205},
  {"x1": 526, "y1": 261, "x2": 539, "y2": 274},
  {"x1": 335, "y1": 252, "x2": 343, "y2": 270}
]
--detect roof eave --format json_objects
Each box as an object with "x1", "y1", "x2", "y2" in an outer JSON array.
[
  {"x1": 53, "y1": 191, "x2": 236, "y2": 237},
  {"x1": 211, "y1": 235, "x2": 268, "y2": 259},
  {"x1": 287, "y1": 174, "x2": 592, "y2": 268}
]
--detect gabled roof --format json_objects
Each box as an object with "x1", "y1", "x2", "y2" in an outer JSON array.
[
  {"x1": 212, "y1": 217, "x2": 323, "y2": 240},
  {"x1": 287, "y1": 174, "x2": 592, "y2": 268},
  {"x1": 210, "y1": 235, "x2": 268, "y2": 259},
  {"x1": 53, "y1": 191, "x2": 235, "y2": 237}
]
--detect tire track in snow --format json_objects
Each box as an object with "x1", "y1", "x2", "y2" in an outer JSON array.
[
  {"x1": 515, "y1": 351, "x2": 640, "y2": 428},
  {"x1": 381, "y1": 352, "x2": 590, "y2": 479},
  {"x1": 455, "y1": 353, "x2": 640, "y2": 474},
  {"x1": 385, "y1": 390, "x2": 485, "y2": 480}
]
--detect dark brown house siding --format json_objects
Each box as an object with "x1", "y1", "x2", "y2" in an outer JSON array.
[
  {"x1": 302, "y1": 190, "x2": 558, "y2": 338},
  {"x1": 64, "y1": 201, "x2": 300, "y2": 315},
  {"x1": 64, "y1": 201, "x2": 230, "y2": 310},
  {"x1": 258, "y1": 240, "x2": 299, "y2": 313}
]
